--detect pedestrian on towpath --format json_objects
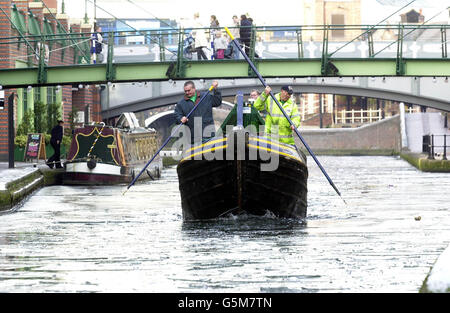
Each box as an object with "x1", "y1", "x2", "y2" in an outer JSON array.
[{"x1": 47, "y1": 120, "x2": 64, "y2": 169}]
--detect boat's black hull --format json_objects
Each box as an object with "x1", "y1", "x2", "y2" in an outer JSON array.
[{"x1": 177, "y1": 132, "x2": 308, "y2": 220}]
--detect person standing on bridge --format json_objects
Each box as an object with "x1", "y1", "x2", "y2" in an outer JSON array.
[
  {"x1": 239, "y1": 14, "x2": 252, "y2": 57},
  {"x1": 192, "y1": 13, "x2": 208, "y2": 60},
  {"x1": 253, "y1": 85, "x2": 300, "y2": 146},
  {"x1": 91, "y1": 26, "x2": 103, "y2": 64},
  {"x1": 174, "y1": 80, "x2": 222, "y2": 144},
  {"x1": 210, "y1": 15, "x2": 220, "y2": 59},
  {"x1": 213, "y1": 31, "x2": 228, "y2": 59},
  {"x1": 230, "y1": 15, "x2": 241, "y2": 59}
]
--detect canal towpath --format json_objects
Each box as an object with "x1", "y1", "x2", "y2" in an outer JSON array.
[{"x1": 0, "y1": 161, "x2": 62, "y2": 213}]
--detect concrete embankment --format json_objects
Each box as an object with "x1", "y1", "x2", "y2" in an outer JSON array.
[
  {"x1": 400, "y1": 152, "x2": 450, "y2": 172},
  {"x1": 420, "y1": 244, "x2": 450, "y2": 293},
  {"x1": 296, "y1": 115, "x2": 401, "y2": 156},
  {"x1": 0, "y1": 165, "x2": 62, "y2": 212}
]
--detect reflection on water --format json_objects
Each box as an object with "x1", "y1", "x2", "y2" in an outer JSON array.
[{"x1": 0, "y1": 156, "x2": 449, "y2": 292}]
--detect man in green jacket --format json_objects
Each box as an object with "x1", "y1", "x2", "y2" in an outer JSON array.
[{"x1": 253, "y1": 85, "x2": 300, "y2": 146}]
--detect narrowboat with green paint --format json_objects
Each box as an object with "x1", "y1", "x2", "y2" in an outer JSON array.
[
  {"x1": 63, "y1": 113, "x2": 162, "y2": 185},
  {"x1": 177, "y1": 94, "x2": 308, "y2": 221}
]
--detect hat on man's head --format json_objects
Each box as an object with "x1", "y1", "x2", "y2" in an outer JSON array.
[
  {"x1": 281, "y1": 85, "x2": 293, "y2": 95},
  {"x1": 58, "y1": 120, "x2": 64, "y2": 124}
]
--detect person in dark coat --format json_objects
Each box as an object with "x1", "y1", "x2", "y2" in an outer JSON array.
[
  {"x1": 239, "y1": 14, "x2": 252, "y2": 56},
  {"x1": 247, "y1": 17, "x2": 260, "y2": 58},
  {"x1": 174, "y1": 80, "x2": 222, "y2": 144},
  {"x1": 47, "y1": 120, "x2": 64, "y2": 169}
]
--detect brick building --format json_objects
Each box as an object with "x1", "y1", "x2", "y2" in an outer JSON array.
[
  {"x1": 298, "y1": 0, "x2": 410, "y2": 128},
  {"x1": 303, "y1": 0, "x2": 362, "y2": 41},
  {"x1": 0, "y1": 0, "x2": 101, "y2": 161}
]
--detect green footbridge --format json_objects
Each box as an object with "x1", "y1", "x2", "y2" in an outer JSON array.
[{"x1": 1, "y1": 22, "x2": 449, "y2": 89}]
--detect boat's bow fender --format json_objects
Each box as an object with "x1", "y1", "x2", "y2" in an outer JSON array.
[{"x1": 87, "y1": 158, "x2": 97, "y2": 169}]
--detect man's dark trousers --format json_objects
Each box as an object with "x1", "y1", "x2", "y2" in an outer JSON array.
[{"x1": 48, "y1": 140, "x2": 62, "y2": 168}]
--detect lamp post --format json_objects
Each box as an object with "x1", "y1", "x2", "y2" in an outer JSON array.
[
  {"x1": 8, "y1": 94, "x2": 14, "y2": 168},
  {"x1": 84, "y1": 0, "x2": 88, "y2": 24}
]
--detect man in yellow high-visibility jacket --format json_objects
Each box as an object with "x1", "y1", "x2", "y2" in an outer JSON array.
[{"x1": 253, "y1": 85, "x2": 301, "y2": 145}]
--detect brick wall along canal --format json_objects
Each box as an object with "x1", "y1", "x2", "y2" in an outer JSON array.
[{"x1": 0, "y1": 156, "x2": 449, "y2": 292}]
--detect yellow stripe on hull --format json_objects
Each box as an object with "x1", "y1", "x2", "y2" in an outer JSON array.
[
  {"x1": 180, "y1": 145, "x2": 228, "y2": 163},
  {"x1": 247, "y1": 144, "x2": 304, "y2": 164},
  {"x1": 184, "y1": 138, "x2": 228, "y2": 154},
  {"x1": 248, "y1": 136, "x2": 298, "y2": 155},
  {"x1": 179, "y1": 143, "x2": 304, "y2": 165}
]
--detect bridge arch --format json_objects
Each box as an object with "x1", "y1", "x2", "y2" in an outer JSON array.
[{"x1": 103, "y1": 82, "x2": 450, "y2": 119}]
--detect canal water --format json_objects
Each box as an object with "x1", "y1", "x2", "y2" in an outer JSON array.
[{"x1": 0, "y1": 156, "x2": 449, "y2": 293}]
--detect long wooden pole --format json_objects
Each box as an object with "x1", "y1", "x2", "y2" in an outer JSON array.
[
  {"x1": 225, "y1": 27, "x2": 345, "y2": 202},
  {"x1": 124, "y1": 85, "x2": 215, "y2": 194}
]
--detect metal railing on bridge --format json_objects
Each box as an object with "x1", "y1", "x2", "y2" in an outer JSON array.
[
  {"x1": 1, "y1": 18, "x2": 449, "y2": 87},
  {"x1": 3, "y1": 23, "x2": 448, "y2": 58}
]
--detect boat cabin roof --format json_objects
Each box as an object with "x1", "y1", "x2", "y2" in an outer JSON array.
[{"x1": 116, "y1": 112, "x2": 141, "y2": 129}]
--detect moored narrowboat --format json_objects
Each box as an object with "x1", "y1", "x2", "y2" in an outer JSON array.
[{"x1": 64, "y1": 113, "x2": 162, "y2": 185}]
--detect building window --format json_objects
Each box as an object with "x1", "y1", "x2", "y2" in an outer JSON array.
[
  {"x1": 47, "y1": 86, "x2": 56, "y2": 104},
  {"x1": 331, "y1": 14, "x2": 345, "y2": 38},
  {"x1": 403, "y1": 9, "x2": 421, "y2": 23},
  {"x1": 0, "y1": 90, "x2": 4, "y2": 110},
  {"x1": 23, "y1": 88, "x2": 28, "y2": 111},
  {"x1": 33, "y1": 87, "x2": 40, "y2": 103}
]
